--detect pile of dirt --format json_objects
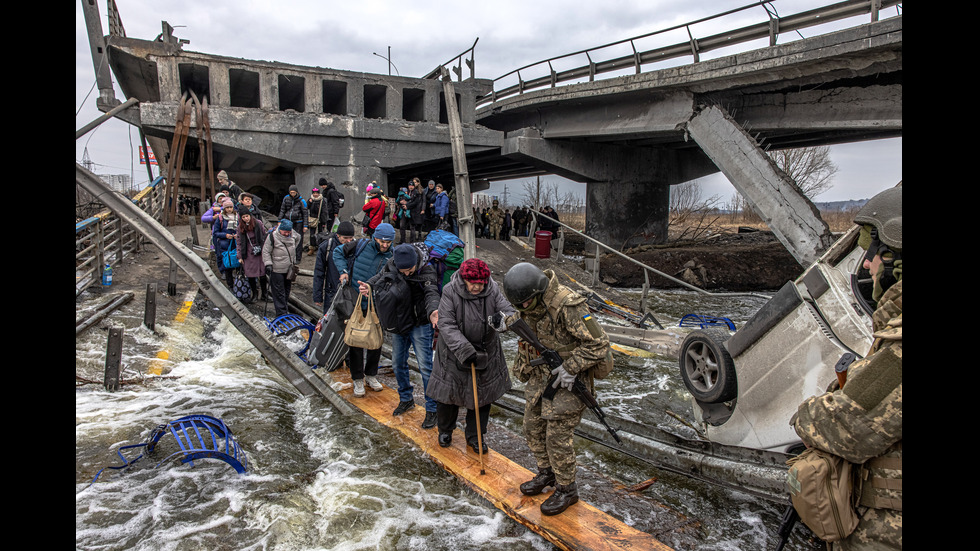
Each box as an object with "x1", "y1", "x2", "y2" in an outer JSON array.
[{"x1": 583, "y1": 230, "x2": 804, "y2": 291}]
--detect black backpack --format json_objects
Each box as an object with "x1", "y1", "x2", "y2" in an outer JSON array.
[{"x1": 372, "y1": 271, "x2": 416, "y2": 335}]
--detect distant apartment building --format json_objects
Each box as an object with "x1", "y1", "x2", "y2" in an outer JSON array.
[{"x1": 101, "y1": 174, "x2": 133, "y2": 194}]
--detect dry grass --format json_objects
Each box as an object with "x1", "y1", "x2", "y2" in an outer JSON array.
[{"x1": 553, "y1": 207, "x2": 855, "y2": 241}]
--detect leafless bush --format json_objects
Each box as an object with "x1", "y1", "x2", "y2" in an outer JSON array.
[{"x1": 667, "y1": 180, "x2": 724, "y2": 242}]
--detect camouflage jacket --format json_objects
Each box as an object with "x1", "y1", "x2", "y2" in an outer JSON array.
[
  {"x1": 511, "y1": 270, "x2": 610, "y2": 419},
  {"x1": 793, "y1": 280, "x2": 902, "y2": 527},
  {"x1": 488, "y1": 207, "x2": 505, "y2": 225}
]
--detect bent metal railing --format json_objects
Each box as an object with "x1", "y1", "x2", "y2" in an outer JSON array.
[
  {"x1": 477, "y1": 0, "x2": 902, "y2": 107},
  {"x1": 76, "y1": 176, "x2": 167, "y2": 297}
]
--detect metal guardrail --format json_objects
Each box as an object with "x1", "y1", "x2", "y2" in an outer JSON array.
[
  {"x1": 75, "y1": 176, "x2": 167, "y2": 297},
  {"x1": 477, "y1": 0, "x2": 902, "y2": 107},
  {"x1": 423, "y1": 38, "x2": 479, "y2": 81}
]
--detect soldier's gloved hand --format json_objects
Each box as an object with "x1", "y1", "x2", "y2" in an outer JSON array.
[
  {"x1": 488, "y1": 312, "x2": 507, "y2": 332},
  {"x1": 550, "y1": 366, "x2": 576, "y2": 391}
]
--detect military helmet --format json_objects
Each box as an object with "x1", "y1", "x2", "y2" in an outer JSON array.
[
  {"x1": 854, "y1": 185, "x2": 902, "y2": 250},
  {"x1": 503, "y1": 262, "x2": 548, "y2": 305}
]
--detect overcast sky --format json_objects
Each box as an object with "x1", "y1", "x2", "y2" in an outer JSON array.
[{"x1": 76, "y1": 0, "x2": 902, "y2": 203}]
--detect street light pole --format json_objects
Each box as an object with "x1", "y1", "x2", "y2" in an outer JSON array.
[{"x1": 372, "y1": 48, "x2": 399, "y2": 76}]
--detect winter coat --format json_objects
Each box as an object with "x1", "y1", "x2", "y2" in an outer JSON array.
[
  {"x1": 278, "y1": 194, "x2": 308, "y2": 226},
  {"x1": 434, "y1": 191, "x2": 450, "y2": 218},
  {"x1": 237, "y1": 218, "x2": 267, "y2": 278},
  {"x1": 333, "y1": 237, "x2": 393, "y2": 312},
  {"x1": 408, "y1": 188, "x2": 424, "y2": 219},
  {"x1": 312, "y1": 233, "x2": 345, "y2": 305},
  {"x1": 307, "y1": 197, "x2": 330, "y2": 231},
  {"x1": 425, "y1": 271, "x2": 515, "y2": 408},
  {"x1": 201, "y1": 201, "x2": 221, "y2": 225},
  {"x1": 396, "y1": 190, "x2": 412, "y2": 220},
  {"x1": 362, "y1": 196, "x2": 386, "y2": 230},
  {"x1": 323, "y1": 182, "x2": 342, "y2": 221},
  {"x1": 262, "y1": 227, "x2": 298, "y2": 273},
  {"x1": 212, "y1": 214, "x2": 238, "y2": 270}
]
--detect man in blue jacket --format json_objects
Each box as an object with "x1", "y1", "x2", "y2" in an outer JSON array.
[
  {"x1": 361, "y1": 243, "x2": 441, "y2": 427},
  {"x1": 333, "y1": 223, "x2": 395, "y2": 396}
]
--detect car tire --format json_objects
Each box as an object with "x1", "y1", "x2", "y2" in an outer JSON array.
[{"x1": 679, "y1": 328, "x2": 737, "y2": 404}]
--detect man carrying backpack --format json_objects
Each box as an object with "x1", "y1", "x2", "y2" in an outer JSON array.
[
  {"x1": 321, "y1": 178, "x2": 344, "y2": 231},
  {"x1": 312, "y1": 221, "x2": 356, "y2": 314},
  {"x1": 360, "y1": 243, "x2": 441, "y2": 427},
  {"x1": 279, "y1": 185, "x2": 309, "y2": 261}
]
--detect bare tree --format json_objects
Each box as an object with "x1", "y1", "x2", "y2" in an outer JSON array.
[
  {"x1": 668, "y1": 180, "x2": 723, "y2": 242},
  {"x1": 768, "y1": 146, "x2": 839, "y2": 199}
]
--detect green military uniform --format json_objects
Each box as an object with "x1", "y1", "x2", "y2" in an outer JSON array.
[
  {"x1": 511, "y1": 269, "x2": 610, "y2": 486},
  {"x1": 488, "y1": 205, "x2": 505, "y2": 240},
  {"x1": 793, "y1": 280, "x2": 902, "y2": 550}
]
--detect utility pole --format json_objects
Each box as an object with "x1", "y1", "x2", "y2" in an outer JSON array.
[{"x1": 439, "y1": 66, "x2": 476, "y2": 260}]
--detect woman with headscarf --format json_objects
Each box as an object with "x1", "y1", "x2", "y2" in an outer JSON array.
[
  {"x1": 237, "y1": 204, "x2": 268, "y2": 302},
  {"x1": 425, "y1": 258, "x2": 515, "y2": 453}
]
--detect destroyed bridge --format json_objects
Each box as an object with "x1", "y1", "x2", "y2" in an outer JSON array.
[{"x1": 81, "y1": 0, "x2": 902, "y2": 266}]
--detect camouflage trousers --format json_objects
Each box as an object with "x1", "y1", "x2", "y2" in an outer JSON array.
[
  {"x1": 490, "y1": 223, "x2": 502, "y2": 240},
  {"x1": 834, "y1": 507, "x2": 901, "y2": 551},
  {"x1": 523, "y1": 401, "x2": 584, "y2": 486}
]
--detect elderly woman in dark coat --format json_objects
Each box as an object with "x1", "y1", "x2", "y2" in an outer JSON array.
[{"x1": 426, "y1": 258, "x2": 515, "y2": 453}]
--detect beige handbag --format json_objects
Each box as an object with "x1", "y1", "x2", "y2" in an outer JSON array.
[{"x1": 343, "y1": 285, "x2": 383, "y2": 349}]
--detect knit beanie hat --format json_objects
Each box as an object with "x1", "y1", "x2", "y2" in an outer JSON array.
[
  {"x1": 337, "y1": 221, "x2": 355, "y2": 237},
  {"x1": 279, "y1": 219, "x2": 293, "y2": 232},
  {"x1": 373, "y1": 223, "x2": 395, "y2": 241},
  {"x1": 459, "y1": 258, "x2": 490, "y2": 283},
  {"x1": 393, "y1": 244, "x2": 417, "y2": 270},
  {"x1": 220, "y1": 197, "x2": 234, "y2": 209}
]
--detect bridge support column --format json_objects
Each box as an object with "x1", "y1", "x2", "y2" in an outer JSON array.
[
  {"x1": 686, "y1": 104, "x2": 834, "y2": 267},
  {"x1": 585, "y1": 181, "x2": 670, "y2": 250},
  {"x1": 501, "y1": 128, "x2": 717, "y2": 249}
]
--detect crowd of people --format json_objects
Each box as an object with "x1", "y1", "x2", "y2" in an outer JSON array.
[{"x1": 197, "y1": 171, "x2": 902, "y2": 540}]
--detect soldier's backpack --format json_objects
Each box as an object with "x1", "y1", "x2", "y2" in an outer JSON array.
[{"x1": 785, "y1": 447, "x2": 860, "y2": 542}]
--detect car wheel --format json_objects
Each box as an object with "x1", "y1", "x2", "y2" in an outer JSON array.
[{"x1": 679, "y1": 328, "x2": 737, "y2": 403}]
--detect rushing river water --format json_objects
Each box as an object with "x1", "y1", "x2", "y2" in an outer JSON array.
[{"x1": 76, "y1": 287, "x2": 819, "y2": 550}]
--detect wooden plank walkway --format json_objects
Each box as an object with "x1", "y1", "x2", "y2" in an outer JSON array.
[{"x1": 323, "y1": 369, "x2": 673, "y2": 551}]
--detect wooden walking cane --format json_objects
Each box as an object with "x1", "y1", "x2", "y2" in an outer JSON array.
[{"x1": 471, "y1": 363, "x2": 485, "y2": 475}]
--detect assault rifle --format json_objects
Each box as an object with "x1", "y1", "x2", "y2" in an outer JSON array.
[
  {"x1": 508, "y1": 317, "x2": 622, "y2": 444},
  {"x1": 774, "y1": 499, "x2": 799, "y2": 551}
]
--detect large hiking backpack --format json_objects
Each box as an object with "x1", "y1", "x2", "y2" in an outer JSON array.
[
  {"x1": 424, "y1": 229, "x2": 465, "y2": 289},
  {"x1": 372, "y1": 271, "x2": 416, "y2": 334}
]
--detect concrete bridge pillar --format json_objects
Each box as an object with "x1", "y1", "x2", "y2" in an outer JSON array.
[
  {"x1": 501, "y1": 128, "x2": 717, "y2": 249},
  {"x1": 585, "y1": 181, "x2": 670, "y2": 250},
  {"x1": 293, "y1": 165, "x2": 388, "y2": 226}
]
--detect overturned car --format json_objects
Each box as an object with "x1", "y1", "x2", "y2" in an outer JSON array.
[{"x1": 679, "y1": 224, "x2": 877, "y2": 454}]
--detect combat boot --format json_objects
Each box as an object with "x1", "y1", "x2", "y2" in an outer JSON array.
[
  {"x1": 519, "y1": 467, "x2": 556, "y2": 496},
  {"x1": 540, "y1": 482, "x2": 578, "y2": 516}
]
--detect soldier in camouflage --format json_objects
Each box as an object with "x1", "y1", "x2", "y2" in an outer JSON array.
[
  {"x1": 503, "y1": 262, "x2": 610, "y2": 516},
  {"x1": 792, "y1": 185, "x2": 902, "y2": 550},
  {"x1": 488, "y1": 200, "x2": 505, "y2": 240}
]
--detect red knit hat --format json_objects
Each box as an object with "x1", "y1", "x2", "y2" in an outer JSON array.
[{"x1": 459, "y1": 258, "x2": 490, "y2": 283}]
